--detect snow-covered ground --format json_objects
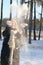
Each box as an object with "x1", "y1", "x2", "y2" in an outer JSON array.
[
  {"x1": 0, "y1": 38, "x2": 43, "y2": 65},
  {"x1": 20, "y1": 37, "x2": 43, "y2": 65},
  {"x1": 0, "y1": 40, "x2": 3, "y2": 55}
]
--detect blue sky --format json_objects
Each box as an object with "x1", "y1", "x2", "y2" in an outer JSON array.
[
  {"x1": 0, "y1": 0, "x2": 43, "y2": 19},
  {"x1": 0, "y1": 0, "x2": 17, "y2": 18}
]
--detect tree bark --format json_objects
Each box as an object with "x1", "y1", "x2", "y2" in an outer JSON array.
[
  {"x1": 38, "y1": 2, "x2": 43, "y2": 40},
  {"x1": 33, "y1": 0, "x2": 36, "y2": 40},
  {"x1": 0, "y1": 0, "x2": 3, "y2": 39},
  {"x1": 29, "y1": 0, "x2": 33, "y2": 44},
  {"x1": 10, "y1": 0, "x2": 12, "y2": 20},
  {"x1": 21, "y1": 0, "x2": 25, "y2": 4}
]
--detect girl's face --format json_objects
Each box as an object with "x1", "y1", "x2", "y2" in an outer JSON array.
[
  {"x1": 7, "y1": 20, "x2": 12, "y2": 27},
  {"x1": 7, "y1": 20, "x2": 19, "y2": 33}
]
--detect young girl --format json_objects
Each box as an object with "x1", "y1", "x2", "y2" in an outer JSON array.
[{"x1": 1, "y1": 24, "x2": 11, "y2": 65}]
